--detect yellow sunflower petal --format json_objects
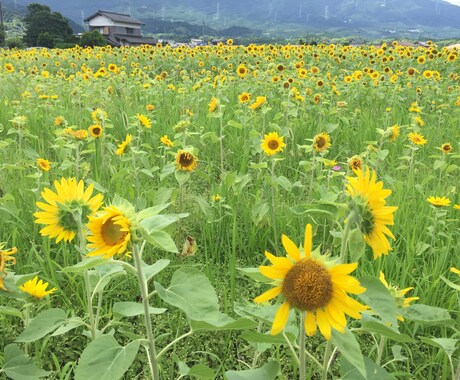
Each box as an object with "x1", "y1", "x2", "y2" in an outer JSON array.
[
  {"x1": 254, "y1": 286, "x2": 282, "y2": 303},
  {"x1": 304, "y1": 311, "x2": 317, "y2": 336},
  {"x1": 303, "y1": 224, "x2": 312, "y2": 258},
  {"x1": 282, "y1": 234, "x2": 300, "y2": 261},
  {"x1": 316, "y1": 308, "x2": 332, "y2": 340},
  {"x1": 271, "y1": 301, "x2": 290, "y2": 335}
]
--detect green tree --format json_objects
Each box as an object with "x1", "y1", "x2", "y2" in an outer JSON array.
[
  {"x1": 79, "y1": 30, "x2": 107, "y2": 47},
  {"x1": 0, "y1": 29, "x2": 5, "y2": 46},
  {"x1": 24, "y1": 3, "x2": 75, "y2": 47}
]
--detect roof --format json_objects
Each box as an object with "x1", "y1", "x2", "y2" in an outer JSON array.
[
  {"x1": 84, "y1": 10, "x2": 143, "y2": 25},
  {"x1": 106, "y1": 34, "x2": 157, "y2": 46}
]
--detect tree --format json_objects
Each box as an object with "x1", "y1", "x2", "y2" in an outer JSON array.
[
  {"x1": 24, "y1": 3, "x2": 75, "y2": 47},
  {"x1": 79, "y1": 30, "x2": 107, "y2": 47}
]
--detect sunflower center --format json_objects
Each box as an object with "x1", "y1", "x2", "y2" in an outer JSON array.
[
  {"x1": 93, "y1": 127, "x2": 101, "y2": 135},
  {"x1": 268, "y1": 140, "x2": 279, "y2": 150},
  {"x1": 101, "y1": 217, "x2": 128, "y2": 246},
  {"x1": 281, "y1": 258, "x2": 333, "y2": 311},
  {"x1": 179, "y1": 153, "x2": 194, "y2": 167},
  {"x1": 315, "y1": 136, "x2": 326, "y2": 148}
]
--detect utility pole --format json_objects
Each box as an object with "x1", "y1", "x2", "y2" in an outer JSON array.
[
  {"x1": 216, "y1": 1, "x2": 220, "y2": 20},
  {"x1": 202, "y1": 19, "x2": 205, "y2": 43},
  {"x1": 0, "y1": 0, "x2": 4, "y2": 39}
]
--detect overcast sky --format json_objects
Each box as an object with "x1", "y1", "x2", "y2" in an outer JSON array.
[{"x1": 446, "y1": 0, "x2": 460, "y2": 5}]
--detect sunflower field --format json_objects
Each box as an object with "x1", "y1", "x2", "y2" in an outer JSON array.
[{"x1": 0, "y1": 41, "x2": 459, "y2": 379}]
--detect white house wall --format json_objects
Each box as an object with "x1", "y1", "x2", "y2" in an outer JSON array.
[{"x1": 88, "y1": 15, "x2": 141, "y2": 29}]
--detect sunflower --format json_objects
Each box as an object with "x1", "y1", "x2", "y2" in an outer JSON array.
[
  {"x1": 0, "y1": 245, "x2": 17, "y2": 291},
  {"x1": 137, "y1": 114, "x2": 152, "y2": 129},
  {"x1": 87, "y1": 205, "x2": 132, "y2": 259},
  {"x1": 37, "y1": 158, "x2": 52, "y2": 172},
  {"x1": 379, "y1": 272, "x2": 418, "y2": 321},
  {"x1": 346, "y1": 168, "x2": 398, "y2": 259},
  {"x1": 254, "y1": 224, "x2": 367, "y2": 340},
  {"x1": 347, "y1": 155, "x2": 363, "y2": 171},
  {"x1": 34, "y1": 178, "x2": 103, "y2": 243},
  {"x1": 91, "y1": 108, "x2": 108, "y2": 123},
  {"x1": 313, "y1": 132, "x2": 331, "y2": 153},
  {"x1": 4, "y1": 63, "x2": 15, "y2": 73},
  {"x1": 89, "y1": 124, "x2": 103, "y2": 138},
  {"x1": 261, "y1": 132, "x2": 286, "y2": 156},
  {"x1": 54, "y1": 116, "x2": 65, "y2": 126},
  {"x1": 426, "y1": 196, "x2": 451, "y2": 207},
  {"x1": 175, "y1": 150, "x2": 198, "y2": 172},
  {"x1": 236, "y1": 64, "x2": 248, "y2": 78},
  {"x1": 249, "y1": 96, "x2": 266, "y2": 110},
  {"x1": 20, "y1": 276, "x2": 57, "y2": 299},
  {"x1": 160, "y1": 135, "x2": 174, "y2": 147},
  {"x1": 408, "y1": 132, "x2": 427, "y2": 146},
  {"x1": 116, "y1": 134, "x2": 133, "y2": 156},
  {"x1": 441, "y1": 143, "x2": 453, "y2": 154},
  {"x1": 208, "y1": 97, "x2": 219, "y2": 113},
  {"x1": 146, "y1": 104, "x2": 155, "y2": 111},
  {"x1": 387, "y1": 125, "x2": 400, "y2": 141},
  {"x1": 414, "y1": 116, "x2": 425, "y2": 127},
  {"x1": 451, "y1": 267, "x2": 460, "y2": 275},
  {"x1": 238, "y1": 92, "x2": 251, "y2": 103}
]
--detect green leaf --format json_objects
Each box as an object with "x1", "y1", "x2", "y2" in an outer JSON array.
[
  {"x1": 237, "y1": 268, "x2": 269, "y2": 283},
  {"x1": 75, "y1": 335, "x2": 140, "y2": 380},
  {"x1": 276, "y1": 175, "x2": 292, "y2": 191},
  {"x1": 233, "y1": 302, "x2": 280, "y2": 324},
  {"x1": 0, "y1": 305, "x2": 22, "y2": 317},
  {"x1": 419, "y1": 337, "x2": 458, "y2": 360},
  {"x1": 249, "y1": 162, "x2": 268, "y2": 170},
  {"x1": 140, "y1": 213, "x2": 188, "y2": 233},
  {"x1": 359, "y1": 276, "x2": 398, "y2": 328},
  {"x1": 142, "y1": 259, "x2": 170, "y2": 282},
  {"x1": 193, "y1": 195, "x2": 214, "y2": 219},
  {"x1": 332, "y1": 328, "x2": 366, "y2": 378},
  {"x1": 2, "y1": 344, "x2": 50, "y2": 379},
  {"x1": 112, "y1": 302, "x2": 166, "y2": 318},
  {"x1": 289, "y1": 203, "x2": 338, "y2": 218},
  {"x1": 402, "y1": 304, "x2": 452, "y2": 324},
  {"x1": 341, "y1": 355, "x2": 396, "y2": 380},
  {"x1": 251, "y1": 201, "x2": 269, "y2": 226},
  {"x1": 241, "y1": 331, "x2": 295, "y2": 345},
  {"x1": 15, "y1": 308, "x2": 66, "y2": 343},
  {"x1": 188, "y1": 364, "x2": 216, "y2": 380},
  {"x1": 156, "y1": 268, "x2": 247, "y2": 329},
  {"x1": 62, "y1": 257, "x2": 108, "y2": 272},
  {"x1": 348, "y1": 229, "x2": 366, "y2": 262},
  {"x1": 360, "y1": 317, "x2": 415, "y2": 343},
  {"x1": 225, "y1": 361, "x2": 279, "y2": 380},
  {"x1": 175, "y1": 170, "x2": 190, "y2": 185},
  {"x1": 136, "y1": 203, "x2": 171, "y2": 220},
  {"x1": 143, "y1": 230, "x2": 178, "y2": 253},
  {"x1": 51, "y1": 317, "x2": 85, "y2": 337},
  {"x1": 440, "y1": 275, "x2": 460, "y2": 291},
  {"x1": 191, "y1": 317, "x2": 257, "y2": 331},
  {"x1": 227, "y1": 120, "x2": 243, "y2": 129}
]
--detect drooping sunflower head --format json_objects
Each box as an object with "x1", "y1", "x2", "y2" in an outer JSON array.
[
  {"x1": 91, "y1": 108, "x2": 108, "y2": 124},
  {"x1": 261, "y1": 132, "x2": 286, "y2": 156},
  {"x1": 0, "y1": 245, "x2": 17, "y2": 291},
  {"x1": 426, "y1": 196, "x2": 451, "y2": 207},
  {"x1": 208, "y1": 97, "x2": 219, "y2": 113},
  {"x1": 160, "y1": 135, "x2": 174, "y2": 147},
  {"x1": 87, "y1": 205, "x2": 133, "y2": 259},
  {"x1": 20, "y1": 276, "x2": 57, "y2": 299},
  {"x1": 34, "y1": 178, "x2": 104, "y2": 243},
  {"x1": 346, "y1": 167, "x2": 398, "y2": 259},
  {"x1": 37, "y1": 158, "x2": 52, "y2": 172},
  {"x1": 379, "y1": 272, "x2": 418, "y2": 321},
  {"x1": 313, "y1": 132, "x2": 331, "y2": 153},
  {"x1": 254, "y1": 224, "x2": 367, "y2": 340},
  {"x1": 89, "y1": 124, "x2": 103, "y2": 138},
  {"x1": 175, "y1": 150, "x2": 198, "y2": 172},
  {"x1": 386, "y1": 125, "x2": 400, "y2": 141},
  {"x1": 116, "y1": 134, "x2": 133, "y2": 156}
]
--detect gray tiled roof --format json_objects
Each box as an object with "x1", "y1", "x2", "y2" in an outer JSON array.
[{"x1": 84, "y1": 10, "x2": 143, "y2": 25}]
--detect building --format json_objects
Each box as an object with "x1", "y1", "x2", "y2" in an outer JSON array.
[{"x1": 83, "y1": 10, "x2": 157, "y2": 46}]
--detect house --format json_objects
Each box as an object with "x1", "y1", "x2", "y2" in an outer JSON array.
[{"x1": 84, "y1": 10, "x2": 157, "y2": 47}]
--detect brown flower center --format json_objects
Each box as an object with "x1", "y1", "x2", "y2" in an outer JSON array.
[
  {"x1": 315, "y1": 136, "x2": 326, "y2": 148},
  {"x1": 282, "y1": 258, "x2": 333, "y2": 311},
  {"x1": 101, "y1": 217, "x2": 128, "y2": 246},
  {"x1": 268, "y1": 140, "x2": 279, "y2": 150},
  {"x1": 179, "y1": 153, "x2": 194, "y2": 167}
]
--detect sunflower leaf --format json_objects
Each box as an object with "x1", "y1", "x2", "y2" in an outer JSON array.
[
  {"x1": 332, "y1": 328, "x2": 366, "y2": 378},
  {"x1": 2, "y1": 343, "x2": 50, "y2": 379},
  {"x1": 225, "y1": 360, "x2": 279, "y2": 380},
  {"x1": 15, "y1": 308, "x2": 67, "y2": 343}
]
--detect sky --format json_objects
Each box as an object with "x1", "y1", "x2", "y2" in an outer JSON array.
[{"x1": 446, "y1": 0, "x2": 460, "y2": 5}]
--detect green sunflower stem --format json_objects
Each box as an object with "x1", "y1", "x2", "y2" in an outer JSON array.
[
  {"x1": 339, "y1": 210, "x2": 356, "y2": 264},
  {"x1": 376, "y1": 336, "x2": 386, "y2": 365},
  {"x1": 299, "y1": 312, "x2": 307, "y2": 380},
  {"x1": 132, "y1": 242, "x2": 160, "y2": 380},
  {"x1": 270, "y1": 159, "x2": 279, "y2": 252},
  {"x1": 321, "y1": 340, "x2": 332, "y2": 380},
  {"x1": 309, "y1": 150, "x2": 316, "y2": 201}
]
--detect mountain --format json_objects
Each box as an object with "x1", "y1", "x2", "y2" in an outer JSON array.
[{"x1": 12, "y1": 0, "x2": 460, "y2": 38}]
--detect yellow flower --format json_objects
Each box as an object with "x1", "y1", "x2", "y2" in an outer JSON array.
[
  {"x1": 34, "y1": 178, "x2": 103, "y2": 243},
  {"x1": 408, "y1": 102, "x2": 421, "y2": 113},
  {"x1": 91, "y1": 108, "x2": 108, "y2": 123},
  {"x1": 89, "y1": 124, "x2": 103, "y2": 138},
  {"x1": 72, "y1": 130, "x2": 89, "y2": 141},
  {"x1": 20, "y1": 276, "x2": 57, "y2": 299},
  {"x1": 236, "y1": 64, "x2": 248, "y2": 78},
  {"x1": 454, "y1": 204, "x2": 460, "y2": 210},
  {"x1": 387, "y1": 125, "x2": 400, "y2": 141},
  {"x1": 261, "y1": 132, "x2": 286, "y2": 156},
  {"x1": 160, "y1": 135, "x2": 173, "y2": 147},
  {"x1": 450, "y1": 267, "x2": 460, "y2": 275},
  {"x1": 313, "y1": 132, "x2": 331, "y2": 153},
  {"x1": 408, "y1": 132, "x2": 427, "y2": 146},
  {"x1": 116, "y1": 134, "x2": 133, "y2": 156},
  {"x1": 54, "y1": 116, "x2": 65, "y2": 126},
  {"x1": 37, "y1": 158, "x2": 52, "y2": 172},
  {"x1": 249, "y1": 96, "x2": 267, "y2": 110},
  {"x1": 137, "y1": 114, "x2": 152, "y2": 129},
  {"x1": 346, "y1": 168, "x2": 398, "y2": 259},
  {"x1": 175, "y1": 150, "x2": 198, "y2": 172},
  {"x1": 379, "y1": 272, "x2": 418, "y2": 321},
  {"x1": 255, "y1": 224, "x2": 367, "y2": 340},
  {"x1": 441, "y1": 143, "x2": 453, "y2": 154},
  {"x1": 347, "y1": 155, "x2": 363, "y2": 171},
  {"x1": 146, "y1": 104, "x2": 155, "y2": 111},
  {"x1": 87, "y1": 205, "x2": 132, "y2": 259},
  {"x1": 238, "y1": 92, "x2": 251, "y2": 103},
  {"x1": 208, "y1": 97, "x2": 219, "y2": 113},
  {"x1": 4, "y1": 63, "x2": 15, "y2": 73},
  {"x1": 0, "y1": 245, "x2": 17, "y2": 291},
  {"x1": 212, "y1": 194, "x2": 221, "y2": 202},
  {"x1": 427, "y1": 196, "x2": 451, "y2": 207},
  {"x1": 414, "y1": 116, "x2": 425, "y2": 127}
]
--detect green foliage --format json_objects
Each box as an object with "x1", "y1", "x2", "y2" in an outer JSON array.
[
  {"x1": 79, "y1": 31, "x2": 107, "y2": 48},
  {"x1": 1, "y1": 344, "x2": 50, "y2": 379},
  {"x1": 24, "y1": 3, "x2": 75, "y2": 47}
]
